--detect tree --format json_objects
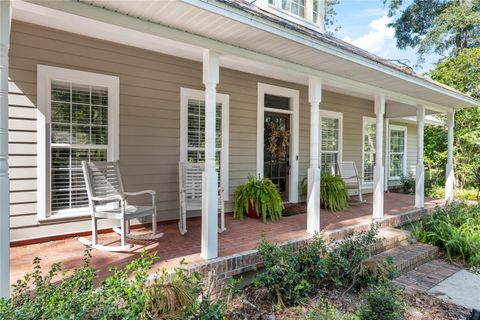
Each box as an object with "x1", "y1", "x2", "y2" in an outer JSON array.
[
  {"x1": 426, "y1": 48, "x2": 480, "y2": 187},
  {"x1": 385, "y1": 0, "x2": 480, "y2": 61}
]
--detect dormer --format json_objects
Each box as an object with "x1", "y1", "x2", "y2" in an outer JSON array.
[{"x1": 256, "y1": 0, "x2": 326, "y2": 33}]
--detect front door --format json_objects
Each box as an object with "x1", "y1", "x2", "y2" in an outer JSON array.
[{"x1": 264, "y1": 112, "x2": 290, "y2": 201}]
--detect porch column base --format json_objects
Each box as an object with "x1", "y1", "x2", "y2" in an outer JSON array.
[
  {"x1": 373, "y1": 165, "x2": 384, "y2": 219},
  {"x1": 307, "y1": 167, "x2": 321, "y2": 234},
  {"x1": 445, "y1": 163, "x2": 454, "y2": 202},
  {"x1": 415, "y1": 163, "x2": 425, "y2": 208},
  {"x1": 201, "y1": 169, "x2": 218, "y2": 259}
]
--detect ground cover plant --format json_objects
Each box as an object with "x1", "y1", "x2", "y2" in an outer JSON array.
[
  {"x1": 0, "y1": 249, "x2": 237, "y2": 320},
  {"x1": 411, "y1": 202, "x2": 480, "y2": 266}
]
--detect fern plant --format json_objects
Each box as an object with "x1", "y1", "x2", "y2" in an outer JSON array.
[
  {"x1": 300, "y1": 173, "x2": 349, "y2": 211},
  {"x1": 321, "y1": 173, "x2": 349, "y2": 211},
  {"x1": 234, "y1": 176, "x2": 283, "y2": 223}
]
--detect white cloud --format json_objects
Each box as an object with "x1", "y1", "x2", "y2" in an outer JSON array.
[{"x1": 343, "y1": 15, "x2": 396, "y2": 58}]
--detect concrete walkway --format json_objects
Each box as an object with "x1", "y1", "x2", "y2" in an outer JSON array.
[{"x1": 393, "y1": 259, "x2": 480, "y2": 310}]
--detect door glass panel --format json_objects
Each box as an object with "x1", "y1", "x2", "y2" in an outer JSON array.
[{"x1": 264, "y1": 113, "x2": 290, "y2": 200}]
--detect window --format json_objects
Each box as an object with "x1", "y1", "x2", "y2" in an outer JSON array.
[
  {"x1": 37, "y1": 65, "x2": 119, "y2": 219},
  {"x1": 180, "y1": 88, "x2": 229, "y2": 198},
  {"x1": 362, "y1": 117, "x2": 376, "y2": 183},
  {"x1": 281, "y1": 0, "x2": 306, "y2": 18},
  {"x1": 320, "y1": 111, "x2": 342, "y2": 174},
  {"x1": 259, "y1": 0, "x2": 324, "y2": 30},
  {"x1": 389, "y1": 125, "x2": 407, "y2": 179}
]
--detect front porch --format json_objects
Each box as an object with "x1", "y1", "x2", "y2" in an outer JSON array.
[{"x1": 11, "y1": 193, "x2": 444, "y2": 284}]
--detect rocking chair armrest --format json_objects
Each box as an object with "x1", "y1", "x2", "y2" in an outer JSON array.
[
  {"x1": 125, "y1": 190, "x2": 156, "y2": 196},
  {"x1": 91, "y1": 195, "x2": 123, "y2": 202}
]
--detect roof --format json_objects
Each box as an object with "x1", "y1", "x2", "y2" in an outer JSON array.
[{"x1": 219, "y1": 0, "x2": 469, "y2": 99}]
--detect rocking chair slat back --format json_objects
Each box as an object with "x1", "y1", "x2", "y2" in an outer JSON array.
[{"x1": 83, "y1": 161, "x2": 125, "y2": 200}]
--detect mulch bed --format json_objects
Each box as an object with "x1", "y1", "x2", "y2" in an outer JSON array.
[{"x1": 227, "y1": 285, "x2": 470, "y2": 319}]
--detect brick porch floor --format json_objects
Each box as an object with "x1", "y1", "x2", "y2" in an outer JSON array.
[{"x1": 10, "y1": 193, "x2": 444, "y2": 283}]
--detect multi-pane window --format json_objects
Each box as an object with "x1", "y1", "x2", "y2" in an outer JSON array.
[
  {"x1": 180, "y1": 88, "x2": 229, "y2": 197},
  {"x1": 281, "y1": 0, "x2": 306, "y2": 18},
  {"x1": 389, "y1": 127, "x2": 407, "y2": 179},
  {"x1": 320, "y1": 116, "x2": 341, "y2": 174},
  {"x1": 50, "y1": 81, "x2": 109, "y2": 213},
  {"x1": 187, "y1": 99, "x2": 222, "y2": 169},
  {"x1": 363, "y1": 118, "x2": 376, "y2": 183}
]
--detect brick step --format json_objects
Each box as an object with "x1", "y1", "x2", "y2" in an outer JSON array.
[
  {"x1": 370, "y1": 227, "x2": 412, "y2": 255},
  {"x1": 367, "y1": 243, "x2": 439, "y2": 274}
]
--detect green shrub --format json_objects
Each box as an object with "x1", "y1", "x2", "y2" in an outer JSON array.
[
  {"x1": 0, "y1": 250, "x2": 236, "y2": 320},
  {"x1": 254, "y1": 234, "x2": 326, "y2": 306},
  {"x1": 323, "y1": 225, "x2": 386, "y2": 289},
  {"x1": 358, "y1": 282, "x2": 405, "y2": 320},
  {"x1": 234, "y1": 175, "x2": 283, "y2": 222},
  {"x1": 426, "y1": 185, "x2": 480, "y2": 201},
  {"x1": 399, "y1": 172, "x2": 416, "y2": 194},
  {"x1": 254, "y1": 225, "x2": 386, "y2": 307},
  {"x1": 412, "y1": 202, "x2": 480, "y2": 266}
]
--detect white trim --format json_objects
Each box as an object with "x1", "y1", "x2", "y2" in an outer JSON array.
[
  {"x1": 388, "y1": 124, "x2": 408, "y2": 180},
  {"x1": 180, "y1": 88, "x2": 230, "y2": 200},
  {"x1": 257, "y1": 82, "x2": 299, "y2": 203},
  {"x1": 319, "y1": 109, "x2": 343, "y2": 173},
  {"x1": 361, "y1": 116, "x2": 376, "y2": 186},
  {"x1": 36, "y1": 65, "x2": 119, "y2": 221}
]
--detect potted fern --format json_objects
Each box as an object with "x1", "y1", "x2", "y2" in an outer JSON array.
[
  {"x1": 300, "y1": 173, "x2": 349, "y2": 211},
  {"x1": 234, "y1": 176, "x2": 283, "y2": 223}
]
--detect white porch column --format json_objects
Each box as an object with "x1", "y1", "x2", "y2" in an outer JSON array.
[
  {"x1": 445, "y1": 111, "x2": 455, "y2": 201},
  {"x1": 373, "y1": 95, "x2": 385, "y2": 219},
  {"x1": 0, "y1": 0, "x2": 11, "y2": 299},
  {"x1": 307, "y1": 77, "x2": 321, "y2": 234},
  {"x1": 415, "y1": 105, "x2": 425, "y2": 208},
  {"x1": 201, "y1": 50, "x2": 219, "y2": 259}
]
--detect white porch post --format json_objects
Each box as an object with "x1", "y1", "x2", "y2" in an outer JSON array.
[
  {"x1": 445, "y1": 111, "x2": 455, "y2": 201},
  {"x1": 415, "y1": 105, "x2": 425, "y2": 208},
  {"x1": 373, "y1": 95, "x2": 385, "y2": 219},
  {"x1": 0, "y1": 0, "x2": 11, "y2": 299},
  {"x1": 201, "y1": 50, "x2": 219, "y2": 259},
  {"x1": 307, "y1": 77, "x2": 321, "y2": 234}
]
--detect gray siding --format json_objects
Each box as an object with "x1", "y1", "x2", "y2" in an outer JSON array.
[{"x1": 8, "y1": 21, "x2": 418, "y2": 241}]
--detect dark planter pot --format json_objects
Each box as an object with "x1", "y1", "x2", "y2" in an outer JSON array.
[{"x1": 247, "y1": 205, "x2": 261, "y2": 219}]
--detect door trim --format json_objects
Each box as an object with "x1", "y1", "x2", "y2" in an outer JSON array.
[{"x1": 257, "y1": 83, "x2": 299, "y2": 203}]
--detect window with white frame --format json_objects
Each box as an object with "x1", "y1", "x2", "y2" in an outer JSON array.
[
  {"x1": 320, "y1": 111, "x2": 342, "y2": 174},
  {"x1": 259, "y1": 0, "x2": 324, "y2": 30},
  {"x1": 389, "y1": 125, "x2": 407, "y2": 179},
  {"x1": 37, "y1": 65, "x2": 119, "y2": 218},
  {"x1": 362, "y1": 117, "x2": 376, "y2": 183},
  {"x1": 180, "y1": 88, "x2": 229, "y2": 197}
]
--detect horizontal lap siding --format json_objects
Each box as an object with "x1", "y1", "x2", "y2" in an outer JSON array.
[
  {"x1": 9, "y1": 21, "x2": 204, "y2": 240},
  {"x1": 8, "y1": 21, "x2": 417, "y2": 241}
]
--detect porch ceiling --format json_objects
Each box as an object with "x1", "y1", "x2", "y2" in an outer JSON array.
[{"x1": 13, "y1": 0, "x2": 480, "y2": 112}]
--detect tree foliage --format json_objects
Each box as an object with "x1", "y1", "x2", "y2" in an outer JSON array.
[
  {"x1": 426, "y1": 48, "x2": 480, "y2": 187},
  {"x1": 385, "y1": 0, "x2": 480, "y2": 61}
]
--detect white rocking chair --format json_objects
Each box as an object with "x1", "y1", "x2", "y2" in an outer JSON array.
[
  {"x1": 178, "y1": 162, "x2": 226, "y2": 235},
  {"x1": 337, "y1": 160, "x2": 367, "y2": 203},
  {"x1": 79, "y1": 161, "x2": 164, "y2": 251}
]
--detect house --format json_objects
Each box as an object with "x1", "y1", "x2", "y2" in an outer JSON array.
[{"x1": 1, "y1": 0, "x2": 479, "y2": 298}]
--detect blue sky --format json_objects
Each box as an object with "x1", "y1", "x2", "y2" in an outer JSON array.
[{"x1": 333, "y1": 0, "x2": 439, "y2": 73}]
